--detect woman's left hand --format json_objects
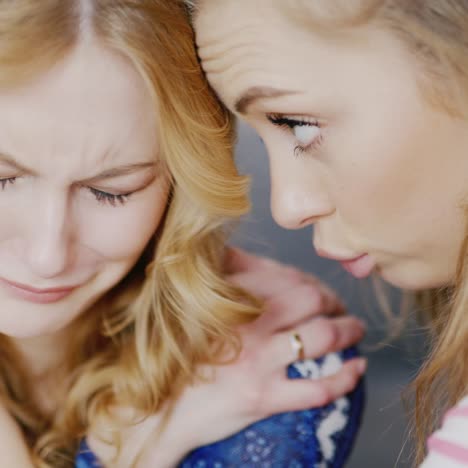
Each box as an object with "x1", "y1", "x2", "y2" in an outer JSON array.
[
  {"x1": 225, "y1": 246, "x2": 346, "y2": 320},
  {"x1": 220, "y1": 247, "x2": 367, "y2": 412},
  {"x1": 91, "y1": 248, "x2": 367, "y2": 467},
  {"x1": 136, "y1": 249, "x2": 366, "y2": 464}
]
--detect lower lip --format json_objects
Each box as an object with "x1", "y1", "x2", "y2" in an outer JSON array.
[
  {"x1": 0, "y1": 279, "x2": 76, "y2": 304},
  {"x1": 340, "y1": 254, "x2": 375, "y2": 279}
]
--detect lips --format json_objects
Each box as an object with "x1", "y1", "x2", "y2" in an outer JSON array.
[
  {"x1": 0, "y1": 277, "x2": 78, "y2": 304},
  {"x1": 315, "y1": 248, "x2": 375, "y2": 279},
  {"x1": 339, "y1": 254, "x2": 375, "y2": 279}
]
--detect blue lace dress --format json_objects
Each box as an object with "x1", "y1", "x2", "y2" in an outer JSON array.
[{"x1": 76, "y1": 348, "x2": 364, "y2": 468}]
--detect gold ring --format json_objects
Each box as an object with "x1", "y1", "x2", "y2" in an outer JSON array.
[{"x1": 290, "y1": 332, "x2": 305, "y2": 361}]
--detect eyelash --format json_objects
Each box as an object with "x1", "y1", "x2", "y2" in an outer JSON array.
[
  {"x1": 0, "y1": 177, "x2": 132, "y2": 207},
  {"x1": 0, "y1": 177, "x2": 16, "y2": 190},
  {"x1": 267, "y1": 114, "x2": 323, "y2": 157},
  {"x1": 88, "y1": 188, "x2": 131, "y2": 207}
]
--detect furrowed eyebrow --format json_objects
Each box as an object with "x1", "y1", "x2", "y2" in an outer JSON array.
[
  {"x1": 0, "y1": 152, "x2": 35, "y2": 174},
  {"x1": 0, "y1": 152, "x2": 158, "y2": 183},
  {"x1": 234, "y1": 86, "x2": 301, "y2": 114},
  {"x1": 80, "y1": 162, "x2": 158, "y2": 185}
]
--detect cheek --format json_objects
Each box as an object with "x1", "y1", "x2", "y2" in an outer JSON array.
[
  {"x1": 330, "y1": 154, "x2": 403, "y2": 231},
  {"x1": 79, "y1": 184, "x2": 169, "y2": 261},
  {"x1": 328, "y1": 108, "x2": 425, "y2": 231},
  {"x1": 328, "y1": 109, "x2": 466, "y2": 266}
]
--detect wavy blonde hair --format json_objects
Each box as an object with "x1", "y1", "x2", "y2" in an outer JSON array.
[
  {"x1": 0, "y1": 0, "x2": 261, "y2": 466},
  {"x1": 188, "y1": 0, "x2": 468, "y2": 464}
]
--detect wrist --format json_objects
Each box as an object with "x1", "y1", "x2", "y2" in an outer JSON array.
[{"x1": 134, "y1": 409, "x2": 196, "y2": 467}]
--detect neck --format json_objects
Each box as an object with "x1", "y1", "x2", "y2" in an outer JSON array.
[
  {"x1": 10, "y1": 328, "x2": 70, "y2": 380},
  {"x1": 11, "y1": 328, "x2": 73, "y2": 416}
]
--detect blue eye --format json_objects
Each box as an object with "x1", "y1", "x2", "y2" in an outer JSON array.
[
  {"x1": 88, "y1": 187, "x2": 131, "y2": 207},
  {"x1": 0, "y1": 177, "x2": 17, "y2": 189},
  {"x1": 267, "y1": 114, "x2": 323, "y2": 156}
]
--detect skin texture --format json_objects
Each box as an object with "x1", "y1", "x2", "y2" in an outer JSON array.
[
  {"x1": 0, "y1": 42, "x2": 169, "y2": 371},
  {"x1": 0, "y1": 32, "x2": 367, "y2": 467},
  {"x1": 89, "y1": 249, "x2": 367, "y2": 468},
  {"x1": 194, "y1": 0, "x2": 468, "y2": 290}
]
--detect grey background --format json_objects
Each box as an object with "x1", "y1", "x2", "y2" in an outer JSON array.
[{"x1": 233, "y1": 122, "x2": 427, "y2": 468}]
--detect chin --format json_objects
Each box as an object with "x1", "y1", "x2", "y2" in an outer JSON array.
[
  {"x1": 378, "y1": 263, "x2": 452, "y2": 291},
  {"x1": 0, "y1": 322, "x2": 54, "y2": 339},
  {"x1": 0, "y1": 300, "x2": 82, "y2": 339}
]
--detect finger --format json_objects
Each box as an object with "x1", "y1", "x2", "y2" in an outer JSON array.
[
  {"x1": 255, "y1": 283, "x2": 346, "y2": 333},
  {"x1": 298, "y1": 273, "x2": 346, "y2": 315},
  {"x1": 262, "y1": 358, "x2": 367, "y2": 414},
  {"x1": 228, "y1": 264, "x2": 307, "y2": 299},
  {"x1": 266, "y1": 317, "x2": 366, "y2": 368},
  {"x1": 223, "y1": 247, "x2": 266, "y2": 275},
  {"x1": 227, "y1": 255, "x2": 344, "y2": 313},
  {"x1": 308, "y1": 282, "x2": 345, "y2": 315}
]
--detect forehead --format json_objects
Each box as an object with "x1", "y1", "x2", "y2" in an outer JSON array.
[
  {"x1": 195, "y1": 2, "x2": 352, "y2": 111},
  {"x1": 194, "y1": 1, "x2": 405, "y2": 114},
  {"x1": 195, "y1": 1, "x2": 307, "y2": 103},
  {"x1": 0, "y1": 42, "x2": 158, "y2": 170}
]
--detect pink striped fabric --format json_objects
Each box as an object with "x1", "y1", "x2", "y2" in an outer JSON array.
[
  {"x1": 427, "y1": 435, "x2": 468, "y2": 464},
  {"x1": 426, "y1": 399, "x2": 468, "y2": 465},
  {"x1": 443, "y1": 407, "x2": 468, "y2": 423}
]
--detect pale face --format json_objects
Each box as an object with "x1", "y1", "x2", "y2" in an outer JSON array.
[
  {"x1": 195, "y1": 0, "x2": 468, "y2": 289},
  {"x1": 0, "y1": 42, "x2": 169, "y2": 338}
]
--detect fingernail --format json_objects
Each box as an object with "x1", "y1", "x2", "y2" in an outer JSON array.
[{"x1": 356, "y1": 358, "x2": 367, "y2": 375}]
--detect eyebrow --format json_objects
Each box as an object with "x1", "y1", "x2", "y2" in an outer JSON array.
[
  {"x1": 81, "y1": 162, "x2": 157, "y2": 184},
  {"x1": 0, "y1": 152, "x2": 157, "y2": 182},
  {"x1": 234, "y1": 86, "x2": 301, "y2": 114},
  {"x1": 0, "y1": 152, "x2": 33, "y2": 174}
]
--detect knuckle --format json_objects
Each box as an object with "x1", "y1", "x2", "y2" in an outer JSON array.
[
  {"x1": 314, "y1": 319, "x2": 340, "y2": 350},
  {"x1": 300, "y1": 286, "x2": 325, "y2": 311},
  {"x1": 342, "y1": 369, "x2": 358, "y2": 391},
  {"x1": 282, "y1": 266, "x2": 304, "y2": 285},
  {"x1": 236, "y1": 348, "x2": 257, "y2": 368},
  {"x1": 314, "y1": 385, "x2": 332, "y2": 406},
  {"x1": 263, "y1": 295, "x2": 282, "y2": 315},
  {"x1": 344, "y1": 318, "x2": 363, "y2": 339},
  {"x1": 321, "y1": 284, "x2": 338, "y2": 301},
  {"x1": 258, "y1": 257, "x2": 279, "y2": 271}
]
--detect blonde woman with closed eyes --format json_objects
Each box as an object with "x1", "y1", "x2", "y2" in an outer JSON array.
[{"x1": 0, "y1": 1, "x2": 366, "y2": 467}]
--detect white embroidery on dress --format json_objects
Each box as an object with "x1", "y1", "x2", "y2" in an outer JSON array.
[
  {"x1": 317, "y1": 397, "x2": 349, "y2": 462},
  {"x1": 293, "y1": 353, "x2": 350, "y2": 468},
  {"x1": 292, "y1": 360, "x2": 321, "y2": 379}
]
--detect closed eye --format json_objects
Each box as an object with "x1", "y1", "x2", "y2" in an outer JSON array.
[
  {"x1": 88, "y1": 187, "x2": 132, "y2": 207},
  {"x1": 0, "y1": 177, "x2": 17, "y2": 189},
  {"x1": 0, "y1": 177, "x2": 139, "y2": 207}
]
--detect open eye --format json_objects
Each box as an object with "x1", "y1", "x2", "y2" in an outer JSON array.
[
  {"x1": 267, "y1": 114, "x2": 323, "y2": 155},
  {"x1": 294, "y1": 123, "x2": 321, "y2": 146}
]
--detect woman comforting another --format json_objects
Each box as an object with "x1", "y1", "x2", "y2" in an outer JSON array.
[
  {"x1": 190, "y1": 0, "x2": 468, "y2": 465},
  {"x1": 0, "y1": 1, "x2": 366, "y2": 467}
]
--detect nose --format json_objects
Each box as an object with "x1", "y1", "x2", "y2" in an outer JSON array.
[
  {"x1": 269, "y1": 160, "x2": 334, "y2": 230},
  {"x1": 26, "y1": 193, "x2": 74, "y2": 279}
]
